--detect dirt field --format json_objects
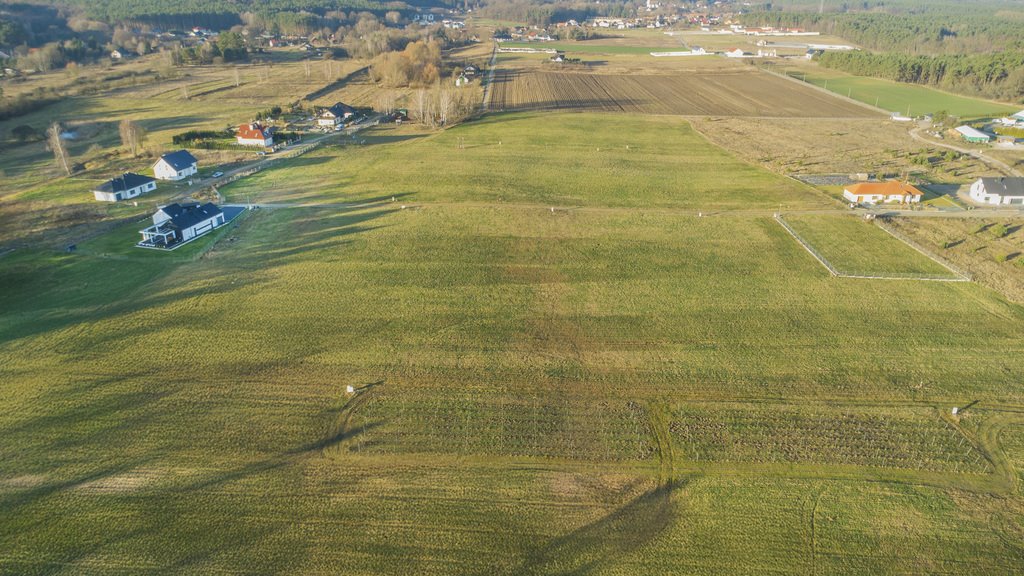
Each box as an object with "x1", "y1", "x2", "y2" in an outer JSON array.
[
  {"x1": 688, "y1": 117, "x2": 992, "y2": 181},
  {"x1": 886, "y1": 217, "x2": 1024, "y2": 303},
  {"x1": 489, "y1": 68, "x2": 880, "y2": 117}
]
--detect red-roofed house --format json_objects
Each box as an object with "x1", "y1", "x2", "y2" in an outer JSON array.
[
  {"x1": 236, "y1": 122, "x2": 274, "y2": 147},
  {"x1": 843, "y1": 181, "x2": 923, "y2": 204}
]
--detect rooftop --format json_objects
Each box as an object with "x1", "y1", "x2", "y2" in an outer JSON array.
[{"x1": 845, "y1": 181, "x2": 923, "y2": 197}]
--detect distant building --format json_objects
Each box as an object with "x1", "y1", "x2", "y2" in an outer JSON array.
[
  {"x1": 93, "y1": 172, "x2": 157, "y2": 202},
  {"x1": 317, "y1": 102, "x2": 355, "y2": 127},
  {"x1": 724, "y1": 48, "x2": 747, "y2": 58},
  {"x1": 139, "y1": 202, "x2": 226, "y2": 248},
  {"x1": 455, "y1": 73, "x2": 471, "y2": 86},
  {"x1": 236, "y1": 122, "x2": 274, "y2": 147},
  {"x1": 969, "y1": 177, "x2": 1024, "y2": 206},
  {"x1": 955, "y1": 125, "x2": 992, "y2": 143},
  {"x1": 153, "y1": 149, "x2": 198, "y2": 181},
  {"x1": 843, "y1": 181, "x2": 923, "y2": 204}
]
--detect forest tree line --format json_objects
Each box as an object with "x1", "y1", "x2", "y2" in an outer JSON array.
[
  {"x1": 817, "y1": 50, "x2": 1024, "y2": 102},
  {"x1": 743, "y1": 11, "x2": 1024, "y2": 55}
]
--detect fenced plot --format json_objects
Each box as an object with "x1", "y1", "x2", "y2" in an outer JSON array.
[
  {"x1": 489, "y1": 69, "x2": 880, "y2": 117},
  {"x1": 778, "y1": 213, "x2": 967, "y2": 280},
  {"x1": 671, "y1": 403, "x2": 992, "y2": 473}
]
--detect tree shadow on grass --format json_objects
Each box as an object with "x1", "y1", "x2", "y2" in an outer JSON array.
[{"x1": 514, "y1": 480, "x2": 682, "y2": 575}]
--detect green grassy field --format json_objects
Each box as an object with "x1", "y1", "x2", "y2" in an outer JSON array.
[
  {"x1": 221, "y1": 113, "x2": 831, "y2": 210},
  {"x1": 784, "y1": 213, "x2": 958, "y2": 277},
  {"x1": 3, "y1": 113, "x2": 1024, "y2": 573},
  {"x1": 785, "y1": 68, "x2": 1018, "y2": 118}
]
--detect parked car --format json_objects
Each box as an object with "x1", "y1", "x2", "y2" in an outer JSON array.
[{"x1": 211, "y1": 171, "x2": 224, "y2": 178}]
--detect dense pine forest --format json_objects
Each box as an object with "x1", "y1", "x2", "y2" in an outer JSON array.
[{"x1": 745, "y1": 1, "x2": 1024, "y2": 103}]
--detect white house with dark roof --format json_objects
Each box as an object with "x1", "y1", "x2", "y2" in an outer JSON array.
[
  {"x1": 969, "y1": 177, "x2": 1024, "y2": 206},
  {"x1": 317, "y1": 102, "x2": 355, "y2": 127},
  {"x1": 154, "y1": 150, "x2": 198, "y2": 181},
  {"x1": 139, "y1": 202, "x2": 226, "y2": 248},
  {"x1": 93, "y1": 172, "x2": 157, "y2": 202}
]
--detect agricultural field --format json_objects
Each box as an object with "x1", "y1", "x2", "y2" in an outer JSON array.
[
  {"x1": 779, "y1": 63, "x2": 1018, "y2": 118},
  {"x1": 489, "y1": 68, "x2": 880, "y2": 117},
  {"x1": 219, "y1": 113, "x2": 832, "y2": 210},
  {"x1": 885, "y1": 217, "x2": 1024, "y2": 303},
  {"x1": 4, "y1": 185, "x2": 1024, "y2": 572},
  {"x1": 782, "y1": 213, "x2": 960, "y2": 277},
  {"x1": 4, "y1": 46, "x2": 1024, "y2": 572}
]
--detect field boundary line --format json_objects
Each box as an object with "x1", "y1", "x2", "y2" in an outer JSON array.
[
  {"x1": 774, "y1": 213, "x2": 839, "y2": 276},
  {"x1": 874, "y1": 219, "x2": 972, "y2": 281},
  {"x1": 481, "y1": 42, "x2": 498, "y2": 112}
]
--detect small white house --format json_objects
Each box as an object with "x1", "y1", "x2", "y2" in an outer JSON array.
[
  {"x1": 93, "y1": 172, "x2": 156, "y2": 202},
  {"x1": 139, "y1": 202, "x2": 226, "y2": 248},
  {"x1": 969, "y1": 177, "x2": 1024, "y2": 206},
  {"x1": 153, "y1": 150, "x2": 198, "y2": 181},
  {"x1": 724, "y1": 48, "x2": 748, "y2": 58}
]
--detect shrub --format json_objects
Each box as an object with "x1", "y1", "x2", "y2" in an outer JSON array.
[{"x1": 991, "y1": 224, "x2": 1008, "y2": 238}]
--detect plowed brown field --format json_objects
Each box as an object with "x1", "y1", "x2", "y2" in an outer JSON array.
[{"x1": 490, "y1": 68, "x2": 880, "y2": 117}]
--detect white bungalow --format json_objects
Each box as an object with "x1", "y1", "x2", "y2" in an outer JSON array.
[
  {"x1": 153, "y1": 150, "x2": 198, "y2": 181},
  {"x1": 139, "y1": 202, "x2": 226, "y2": 248},
  {"x1": 969, "y1": 177, "x2": 1024, "y2": 206},
  {"x1": 843, "y1": 181, "x2": 923, "y2": 204},
  {"x1": 93, "y1": 173, "x2": 156, "y2": 202}
]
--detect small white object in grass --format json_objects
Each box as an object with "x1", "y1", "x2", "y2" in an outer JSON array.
[
  {"x1": 550, "y1": 207, "x2": 554, "y2": 213},
  {"x1": 346, "y1": 385, "x2": 355, "y2": 394},
  {"x1": 951, "y1": 406, "x2": 958, "y2": 415},
  {"x1": 401, "y1": 205, "x2": 406, "y2": 209}
]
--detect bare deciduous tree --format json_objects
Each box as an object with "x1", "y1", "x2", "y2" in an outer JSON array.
[
  {"x1": 118, "y1": 118, "x2": 146, "y2": 157},
  {"x1": 47, "y1": 122, "x2": 72, "y2": 175}
]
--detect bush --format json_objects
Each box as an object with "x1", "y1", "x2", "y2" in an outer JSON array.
[
  {"x1": 10, "y1": 124, "x2": 41, "y2": 142},
  {"x1": 991, "y1": 224, "x2": 1009, "y2": 238}
]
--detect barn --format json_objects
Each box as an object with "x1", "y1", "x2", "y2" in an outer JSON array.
[
  {"x1": 955, "y1": 126, "x2": 992, "y2": 143},
  {"x1": 93, "y1": 172, "x2": 157, "y2": 202},
  {"x1": 138, "y1": 202, "x2": 225, "y2": 249}
]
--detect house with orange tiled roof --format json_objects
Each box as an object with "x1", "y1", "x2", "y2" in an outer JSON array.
[
  {"x1": 843, "y1": 181, "x2": 923, "y2": 204},
  {"x1": 236, "y1": 122, "x2": 274, "y2": 147}
]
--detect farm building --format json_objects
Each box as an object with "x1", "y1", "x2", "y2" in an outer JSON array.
[
  {"x1": 843, "y1": 181, "x2": 923, "y2": 204},
  {"x1": 455, "y1": 73, "x2": 471, "y2": 86},
  {"x1": 969, "y1": 177, "x2": 1024, "y2": 206},
  {"x1": 317, "y1": 102, "x2": 355, "y2": 127},
  {"x1": 237, "y1": 122, "x2": 274, "y2": 147},
  {"x1": 724, "y1": 48, "x2": 748, "y2": 58},
  {"x1": 955, "y1": 126, "x2": 992, "y2": 143},
  {"x1": 153, "y1": 150, "x2": 198, "y2": 181},
  {"x1": 93, "y1": 172, "x2": 156, "y2": 202},
  {"x1": 139, "y1": 202, "x2": 226, "y2": 249}
]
